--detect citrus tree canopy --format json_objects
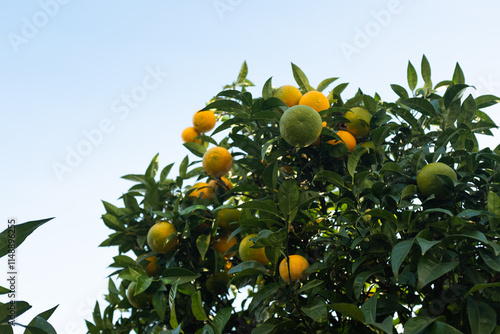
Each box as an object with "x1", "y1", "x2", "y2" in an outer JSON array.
[{"x1": 88, "y1": 58, "x2": 500, "y2": 334}]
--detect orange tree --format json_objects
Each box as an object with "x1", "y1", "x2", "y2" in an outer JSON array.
[{"x1": 88, "y1": 58, "x2": 500, "y2": 333}]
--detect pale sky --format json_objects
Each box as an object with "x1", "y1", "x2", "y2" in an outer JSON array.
[{"x1": 2, "y1": 1, "x2": 500, "y2": 333}]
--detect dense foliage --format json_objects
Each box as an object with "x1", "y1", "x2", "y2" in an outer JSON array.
[{"x1": 89, "y1": 57, "x2": 500, "y2": 333}]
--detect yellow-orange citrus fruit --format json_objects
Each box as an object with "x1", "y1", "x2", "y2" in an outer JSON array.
[
  {"x1": 223, "y1": 258, "x2": 234, "y2": 273},
  {"x1": 213, "y1": 234, "x2": 237, "y2": 258},
  {"x1": 181, "y1": 127, "x2": 202, "y2": 144},
  {"x1": 279, "y1": 255, "x2": 309, "y2": 284},
  {"x1": 327, "y1": 130, "x2": 357, "y2": 152},
  {"x1": 239, "y1": 234, "x2": 269, "y2": 265},
  {"x1": 279, "y1": 105, "x2": 323, "y2": 147},
  {"x1": 126, "y1": 282, "x2": 152, "y2": 309},
  {"x1": 416, "y1": 162, "x2": 457, "y2": 199},
  {"x1": 147, "y1": 221, "x2": 178, "y2": 254},
  {"x1": 189, "y1": 182, "x2": 214, "y2": 200},
  {"x1": 208, "y1": 177, "x2": 233, "y2": 194},
  {"x1": 193, "y1": 110, "x2": 216, "y2": 133},
  {"x1": 137, "y1": 254, "x2": 160, "y2": 277},
  {"x1": 203, "y1": 147, "x2": 233, "y2": 177},
  {"x1": 273, "y1": 85, "x2": 303, "y2": 107},
  {"x1": 217, "y1": 208, "x2": 241, "y2": 231},
  {"x1": 344, "y1": 107, "x2": 372, "y2": 138},
  {"x1": 298, "y1": 91, "x2": 330, "y2": 112}
]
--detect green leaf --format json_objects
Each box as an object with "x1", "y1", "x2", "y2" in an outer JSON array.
[
  {"x1": 153, "y1": 291, "x2": 167, "y2": 321},
  {"x1": 239, "y1": 200, "x2": 279, "y2": 217},
  {"x1": 391, "y1": 84, "x2": 409, "y2": 99},
  {"x1": 475, "y1": 94, "x2": 500, "y2": 109},
  {"x1": 302, "y1": 299, "x2": 328, "y2": 322},
  {"x1": 201, "y1": 325, "x2": 215, "y2": 334},
  {"x1": 391, "y1": 239, "x2": 414, "y2": 279},
  {"x1": 214, "y1": 307, "x2": 232, "y2": 334},
  {"x1": 236, "y1": 61, "x2": 248, "y2": 84},
  {"x1": 249, "y1": 283, "x2": 279, "y2": 312},
  {"x1": 299, "y1": 279, "x2": 325, "y2": 293},
  {"x1": 291, "y1": 63, "x2": 313, "y2": 92},
  {"x1": 347, "y1": 146, "x2": 367, "y2": 179},
  {"x1": 0, "y1": 218, "x2": 53, "y2": 258},
  {"x1": 162, "y1": 268, "x2": 200, "y2": 285},
  {"x1": 135, "y1": 276, "x2": 153, "y2": 294},
  {"x1": 202, "y1": 99, "x2": 244, "y2": 114},
  {"x1": 400, "y1": 98, "x2": 436, "y2": 117},
  {"x1": 404, "y1": 316, "x2": 437, "y2": 334},
  {"x1": 443, "y1": 84, "x2": 469, "y2": 110},
  {"x1": 0, "y1": 286, "x2": 10, "y2": 295},
  {"x1": 479, "y1": 249, "x2": 500, "y2": 271},
  {"x1": 487, "y1": 191, "x2": 500, "y2": 216},
  {"x1": 27, "y1": 305, "x2": 59, "y2": 327},
  {"x1": 0, "y1": 325, "x2": 13, "y2": 334},
  {"x1": 361, "y1": 293, "x2": 377, "y2": 325},
  {"x1": 428, "y1": 321, "x2": 464, "y2": 334},
  {"x1": 169, "y1": 281, "x2": 179, "y2": 328},
  {"x1": 401, "y1": 184, "x2": 418, "y2": 200},
  {"x1": 464, "y1": 282, "x2": 500, "y2": 299},
  {"x1": 196, "y1": 234, "x2": 211, "y2": 261},
  {"x1": 191, "y1": 291, "x2": 208, "y2": 321},
  {"x1": 262, "y1": 77, "x2": 273, "y2": 100},
  {"x1": 421, "y1": 55, "x2": 432, "y2": 89},
  {"x1": 317, "y1": 77, "x2": 339, "y2": 92},
  {"x1": 312, "y1": 170, "x2": 345, "y2": 188},
  {"x1": 183, "y1": 142, "x2": 207, "y2": 158},
  {"x1": 417, "y1": 255, "x2": 458, "y2": 290},
  {"x1": 407, "y1": 61, "x2": 418, "y2": 91},
  {"x1": 329, "y1": 303, "x2": 365, "y2": 323},
  {"x1": 379, "y1": 161, "x2": 403, "y2": 175},
  {"x1": 278, "y1": 180, "x2": 299, "y2": 219},
  {"x1": 228, "y1": 260, "x2": 267, "y2": 276},
  {"x1": 353, "y1": 271, "x2": 378, "y2": 299},
  {"x1": 453, "y1": 63, "x2": 465, "y2": 84},
  {"x1": 145, "y1": 153, "x2": 159, "y2": 179},
  {"x1": 467, "y1": 297, "x2": 496, "y2": 334},
  {"x1": 415, "y1": 237, "x2": 440, "y2": 255},
  {"x1": 25, "y1": 316, "x2": 57, "y2": 334},
  {"x1": 160, "y1": 162, "x2": 174, "y2": 184}
]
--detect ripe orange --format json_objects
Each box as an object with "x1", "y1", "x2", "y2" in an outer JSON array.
[
  {"x1": 208, "y1": 177, "x2": 233, "y2": 194},
  {"x1": 273, "y1": 85, "x2": 303, "y2": 107},
  {"x1": 239, "y1": 234, "x2": 269, "y2": 265},
  {"x1": 279, "y1": 255, "x2": 309, "y2": 284},
  {"x1": 344, "y1": 107, "x2": 372, "y2": 138},
  {"x1": 279, "y1": 105, "x2": 323, "y2": 147},
  {"x1": 126, "y1": 282, "x2": 152, "y2": 309},
  {"x1": 298, "y1": 91, "x2": 330, "y2": 112},
  {"x1": 137, "y1": 254, "x2": 160, "y2": 277},
  {"x1": 217, "y1": 208, "x2": 241, "y2": 231},
  {"x1": 193, "y1": 110, "x2": 216, "y2": 133},
  {"x1": 181, "y1": 127, "x2": 202, "y2": 144},
  {"x1": 327, "y1": 130, "x2": 357, "y2": 152},
  {"x1": 416, "y1": 162, "x2": 457, "y2": 199},
  {"x1": 189, "y1": 182, "x2": 214, "y2": 200},
  {"x1": 146, "y1": 221, "x2": 178, "y2": 254},
  {"x1": 213, "y1": 234, "x2": 237, "y2": 259},
  {"x1": 203, "y1": 147, "x2": 233, "y2": 178}
]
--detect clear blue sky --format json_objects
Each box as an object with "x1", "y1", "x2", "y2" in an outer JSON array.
[{"x1": 2, "y1": 1, "x2": 500, "y2": 333}]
